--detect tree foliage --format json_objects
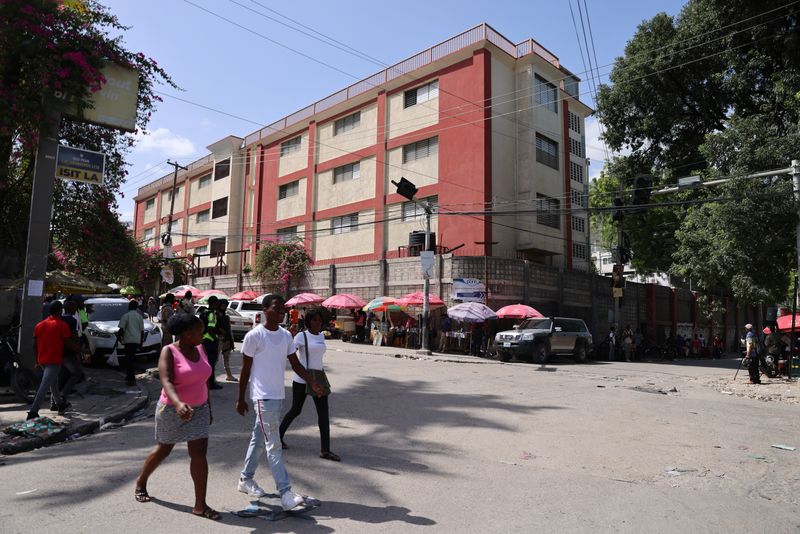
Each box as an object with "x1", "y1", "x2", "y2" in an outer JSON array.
[
  {"x1": 594, "y1": 0, "x2": 800, "y2": 302},
  {"x1": 253, "y1": 240, "x2": 311, "y2": 295},
  {"x1": 0, "y1": 0, "x2": 174, "y2": 281}
]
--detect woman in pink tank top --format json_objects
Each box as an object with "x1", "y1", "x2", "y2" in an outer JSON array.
[{"x1": 134, "y1": 314, "x2": 220, "y2": 521}]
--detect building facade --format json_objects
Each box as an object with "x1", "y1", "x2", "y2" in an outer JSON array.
[{"x1": 134, "y1": 24, "x2": 592, "y2": 275}]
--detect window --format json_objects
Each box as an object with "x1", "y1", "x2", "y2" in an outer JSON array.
[
  {"x1": 277, "y1": 226, "x2": 298, "y2": 242},
  {"x1": 169, "y1": 219, "x2": 180, "y2": 234},
  {"x1": 209, "y1": 237, "x2": 226, "y2": 256},
  {"x1": 402, "y1": 196, "x2": 437, "y2": 221},
  {"x1": 403, "y1": 80, "x2": 439, "y2": 108},
  {"x1": 569, "y1": 138, "x2": 585, "y2": 158},
  {"x1": 535, "y1": 74, "x2": 558, "y2": 113},
  {"x1": 536, "y1": 133, "x2": 559, "y2": 170},
  {"x1": 572, "y1": 216, "x2": 585, "y2": 233},
  {"x1": 196, "y1": 209, "x2": 210, "y2": 223},
  {"x1": 280, "y1": 136, "x2": 302, "y2": 157},
  {"x1": 572, "y1": 190, "x2": 585, "y2": 208},
  {"x1": 333, "y1": 162, "x2": 360, "y2": 183},
  {"x1": 331, "y1": 213, "x2": 359, "y2": 235},
  {"x1": 278, "y1": 180, "x2": 299, "y2": 200},
  {"x1": 145, "y1": 198, "x2": 155, "y2": 210},
  {"x1": 402, "y1": 136, "x2": 438, "y2": 163},
  {"x1": 194, "y1": 245, "x2": 208, "y2": 256},
  {"x1": 212, "y1": 197, "x2": 228, "y2": 219},
  {"x1": 165, "y1": 186, "x2": 180, "y2": 203},
  {"x1": 198, "y1": 174, "x2": 212, "y2": 189},
  {"x1": 536, "y1": 194, "x2": 560, "y2": 229},
  {"x1": 334, "y1": 111, "x2": 360, "y2": 135},
  {"x1": 569, "y1": 111, "x2": 582, "y2": 134},
  {"x1": 143, "y1": 228, "x2": 154, "y2": 242},
  {"x1": 570, "y1": 161, "x2": 584, "y2": 183},
  {"x1": 573, "y1": 243, "x2": 588, "y2": 259},
  {"x1": 214, "y1": 158, "x2": 230, "y2": 181}
]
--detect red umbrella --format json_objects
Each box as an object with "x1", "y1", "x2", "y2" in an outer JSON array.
[
  {"x1": 170, "y1": 285, "x2": 199, "y2": 299},
  {"x1": 495, "y1": 304, "x2": 544, "y2": 319},
  {"x1": 397, "y1": 291, "x2": 445, "y2": 308},
  {"x1": 196, "y1": 289, "x2": 229, "y2": 298},
  {"x1": 763, "y1": 314, "x2": 800, "y2": 333},
  {"x1": 230, "y1": 290, "x2": 259, "y2": 301},
  {"x1": 285, "y1": 292, "x2": 325, "y2": 307},
  {"x1": 321, "y1": 293, "x2": 366, "y2": 309}
]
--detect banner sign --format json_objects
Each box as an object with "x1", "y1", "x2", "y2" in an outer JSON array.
[
  {"x1": 420, "y1": 251, "x2": 435, "y2": 279},
  {"x1": 452, "y1": 278, "x2": 485, "y2": 302},
  {"x1": 56, "y1": 145, "x2": 105, "y2": 185},
  {"x1": 56, "y1": 63, "x2": 139, "y2": 132}
]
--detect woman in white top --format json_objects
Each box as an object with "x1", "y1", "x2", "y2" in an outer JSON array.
[{"x1": 279, "y1": 308, "x2": 340, "y2": 462}]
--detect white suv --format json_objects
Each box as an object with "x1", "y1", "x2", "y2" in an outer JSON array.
[
  {"x1": 227, "y1": 300, "x2": 266, "y2": 328},
  {"x1": 84, "y1": 297, "x2": 163, "y2": 363}
]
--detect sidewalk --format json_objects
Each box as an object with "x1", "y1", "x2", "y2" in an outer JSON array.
[
  {"x1": 0, "y1": 366, "x2": 150, "y2": 455},
  {"x1": 326, "y1": 339, "x2": 500, "y2": 364}
]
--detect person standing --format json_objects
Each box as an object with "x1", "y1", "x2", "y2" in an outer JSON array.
[
  {"x1": 621, "y1": 325, "x2": 634, "y2": 362},
  {"x1": 712, "y1": 333, "x2": 724, "y2": 359},
  {"x1": 118, "y1": 300, "x2": 145, "y2": 387},
  {"x1": 134, "y1": 313, "x2": 220, "y2": 521},
  {"x1": 217, "y1": 299, "x2": 237, "y2": 382},
  {"x1": 160, "y1": 294, "x2": 176, "y2": 348},
  {"x1": 439, "y1": 315, "x2": 451, "y2": 353},
  {"x1": 201, "y1": 296, "x2": 223, "y2": 390},
  {"x1": 607, "y1": 326, "x2": 616, "y2": 361},
  {"x1": 744, "y1": 323, "x2": 761, "y2": 384},
  {"x1": 179, "y1": 291, "x2": 195, "y2": 315},
  {"x1": 147, "y1": 297, "x2": 158, "y2": 319},
  {"x1": 58, "y1": 300, "x2": 84, "y2": 403},
  {"x1": 27, "y1": 301, "x2": 77, "y2": 420},
  {"x1": 280, "y1": 308, "x2": 339, "y2": 461},
  {"x1": 236, "y1": 294, "x2": 322, "y2": 511},
  {"x1": 354, "y1": 310, "x2": 366, "y2": 343}
]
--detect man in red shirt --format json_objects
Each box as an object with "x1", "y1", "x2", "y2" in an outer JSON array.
[{"x1": 27, "y1": 300, "x2": 77, "y2": 420}]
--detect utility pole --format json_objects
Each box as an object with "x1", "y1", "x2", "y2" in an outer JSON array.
[
  {"x1": 18, "y1": 108, "x2": 62, "y2": 368},
  {"x1": 162, "y1": 160, "x2": 187, "y2": 250},
  {"x1": 475, "y1": 240, "x2": 498, "y2": 305},
  {"x1": 420, "y1": 201, "x2": 433, "y2": 355},
  {"x1": 791, "y1": 159, "x2": 800, "y2": 379}
]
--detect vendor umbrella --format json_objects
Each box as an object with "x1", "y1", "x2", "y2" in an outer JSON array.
[
  {"x1": 321, "y1": 293, "x2": 366, "y2": 309},
  {"x1": 363, "y1": 296, "x2": 405, "y2": 313},
  {"x1": 196, "y1": 289, "x2": 229, "y2": 299},
  {"x1": 495, "y1": 304, "x2": 544, "y2": 320},
  {"x1": 286, "y1": 292, "x2": 325, "y2": 307},
  {"x1": 397, "y1": 291, "x2": 445, "y2": 308},
  {"x1": 447, "y1": 302, "x2": 498, "y2": 323},
  {"x1": 230, "y1": 290, "x2": 259, "y2": 301},
  {"x1": 169, "y1": 285, "x2": 199, "y2": 299},
  {"x1": 763, "y1": 313, "x2": 800, "y2": 333}
]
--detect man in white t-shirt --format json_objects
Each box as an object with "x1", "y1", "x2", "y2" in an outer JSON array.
[{"x1": 236, "y1": 294, "x2": 324, "y2": 511}]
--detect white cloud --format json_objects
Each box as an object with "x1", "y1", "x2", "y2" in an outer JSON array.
[
  {"x1": 134, "y1": 127, "x2": 196, "y2": 158},
  {"x1": 585, "y1": 117, "x2": 609, "y2": 181}
]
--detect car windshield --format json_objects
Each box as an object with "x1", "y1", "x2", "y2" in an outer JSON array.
[
  {"x1": 88, "y1": 302, "x2": 130, "y2": 322},
  {"x1": 519, "y1": 318, "x2": 552, "y2": 330}
]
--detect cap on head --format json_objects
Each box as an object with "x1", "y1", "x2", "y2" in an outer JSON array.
[{"x1": 744, "y1": 323, "x2": 753, "y2": 330}]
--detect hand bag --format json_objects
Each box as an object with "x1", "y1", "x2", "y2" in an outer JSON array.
[{"x1": 303, "y1": 331, "x2": 331, "y2": 396}]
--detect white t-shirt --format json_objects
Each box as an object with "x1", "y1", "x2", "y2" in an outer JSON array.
[
  {"x1": 292, "y1": 331, "x2": 326, "y2": 384},
  {"x1": 241, "y1": 325, "x2": 295, "y2": 400}
]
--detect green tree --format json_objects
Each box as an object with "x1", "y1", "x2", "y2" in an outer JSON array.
[
  {"x1": 0, "y1": 0, "x2": 174, "y2": 280},
  {"x1": 594, "y1": 0, "x2": 800, "y2": 301},
  {"x1": 254, "y1": 240, "x2": 311, "y2": 295}
]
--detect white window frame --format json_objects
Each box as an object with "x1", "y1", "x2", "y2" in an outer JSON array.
[
  {"x1": 333, "y1": 162, "x2": 360, "y2": 184},
  {"x1": 277, "y1": 226, "x2": 298, "y2": 243},
  {"x1": 198, "y1": 174, "x2": 212, "y2": 189},
  {"x1": 402, "y1": 137, "x2": 438, "y2": 163},
  {"x1": 278, "y1": 180, "x2": 299, "y2": 200},
  {"x1": 143, "y1": 228, "x2": 154, "y2": 241},
  {"x1": 145, "y1": 198, "x2": 155, "y2": 210},
  {"x1": 168, "y1": 219, "x2": 181, "y2": 234},
  {"x1": 402, "y1": 196, "x2": 437, "y2": 221},
  {"x1": 334, "y1": 111, "x2": 361, "y2": 135},
  {"x1": 194, "y1": 245, "x2": 208, "y2": 256},
  {"x1": 331, "y1": 213, "x2": 359, "y2": 235},
  {"x1": 535, "y1": 74, "x2": 558, "y2": 113},
  {"x1": 403, "y1": 80, "x2": 439, "y2": 108},
  {"x1": 280, "y1": 136, "x2": 302, "y2": 157},
  {"x1": 196, "y1": 210, "x2": 210, "y2": 223}
]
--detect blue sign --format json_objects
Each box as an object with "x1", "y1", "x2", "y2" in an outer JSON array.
[{"x1": 56, "y1": 145, "x2": 105, "y2": 185}]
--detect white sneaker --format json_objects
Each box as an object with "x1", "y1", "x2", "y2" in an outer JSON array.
[
  {"x1": 280, "y1": 491, "x2": 305, "y2": 511},
  {"x1": 238, "y1": 477, "x2": 267, "y2": 497}
]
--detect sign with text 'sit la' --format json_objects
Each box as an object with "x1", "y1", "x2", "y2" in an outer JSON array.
[
  {"x1": 452, "y1": 278, "x2": 486, "y2": 302},
  {"x1": 56, "y1": 145, "x2": 105, "y2": 185}
]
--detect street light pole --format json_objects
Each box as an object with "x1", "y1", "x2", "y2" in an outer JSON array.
[
  {"x1": 791, "y1": 159, "x2": 800, "y2": 379},
  {"x1": 420, "y1": 201, "x2": 432, "y2": 355}
]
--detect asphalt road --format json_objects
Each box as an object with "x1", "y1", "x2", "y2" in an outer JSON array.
[{"x1": 1, "y1": 342, "x2": 799, "y2": 533}]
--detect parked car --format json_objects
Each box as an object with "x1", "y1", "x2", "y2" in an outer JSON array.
[
  {"x1": 194, "y1": 305, "x2": 253, "y2": 341},
  {"x1": 494, "y1": 317, "x2": 593, "y2": 364},
  {"x1": 228, "y1": 300, "x2": 266, "y2": 327},
  {"x1": 84, "y1": 297, "x2": 162, "y2": 363}
]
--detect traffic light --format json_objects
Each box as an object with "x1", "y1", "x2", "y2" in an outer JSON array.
[
  {"x1": 391, "y1": 177, "x2": 418, "y2": 201},
  {"x1": 632, "y1": 174, "x2": 654, "y2": 205}
]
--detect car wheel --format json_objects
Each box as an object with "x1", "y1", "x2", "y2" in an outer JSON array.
[
  {"x1": 533, "y1": 341, "x2": 549, "y2": 364},
  {"x1": 573, "y1": 343, "x2": 587, "y2": 363}
]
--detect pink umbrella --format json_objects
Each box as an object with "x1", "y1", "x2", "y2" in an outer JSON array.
[
  {"x1": 285, "y1": 292, "x2": 325, "y2": 307},
  {"x1": 397, "y1": 291, "x2": 445, "y2": 308},
  {"x1": 196, "y1": 289, "x2": 229, "y2": 298},
  {"x1": 170, "y1": 285, "x2": 199, "y2": 299},
  {"x1": 495, "y1": 304, "x2": 544, "y2": 319},
  {"x1": 321, "y1": 293, "x2": 366, "y2": 309},
  {"x1": 230, "y1": 290, "x2": 259, "y2": 300}
]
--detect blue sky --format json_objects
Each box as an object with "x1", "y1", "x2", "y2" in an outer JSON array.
[{"x1": 105, "y1": 0, "x2": 687, "y2": 221}]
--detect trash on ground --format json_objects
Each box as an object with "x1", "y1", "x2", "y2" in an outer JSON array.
[
  {"x1": 721, "y1": 391, "x2": 734, "y2": 395},
  {"x1": 15, "y1": 489, "x2": 37, "y2": 495},
  {"x1": 520, "y1": 451, "x2": 533, "y2": 460},
  {"x1": 749, "y1": 455, "x2": 768, "y2": 461},
  {"x1": 669, "y1": 387, "x2": 678, "y2": 392},
  {"x1": 596, "y1": 385, "x2": 606, "y2": 388},
  {"x1": 771, "y1": 444, "x2": 796, "y2": 451}
]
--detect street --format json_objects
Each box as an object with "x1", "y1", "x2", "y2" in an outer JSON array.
[{"x1": 1, "y1": 342, "x2": 799, "y2": 533}]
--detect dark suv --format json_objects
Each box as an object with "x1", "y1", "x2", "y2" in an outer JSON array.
[{"x1": 494, "y1": 317, "x2": 593, "y2": 364}]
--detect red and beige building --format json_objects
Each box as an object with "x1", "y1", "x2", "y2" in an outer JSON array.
[{"x1": 134, "y1": 23, "x2": 592, "y2": 275}]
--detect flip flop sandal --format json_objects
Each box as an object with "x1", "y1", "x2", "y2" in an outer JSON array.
[
  {"x1": 320, "y1": 451, "x2": 341, "y2": 462},
  {"x1": 192, "y1": 506, "x2": 221, "y2": 521},
  {"x1": 134, "y1": 488, "x2": 150, "y2": 503}
]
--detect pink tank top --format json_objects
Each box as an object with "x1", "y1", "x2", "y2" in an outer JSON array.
[{"x1": 159, "y1": 343, "x2": 212, "y2": 406}]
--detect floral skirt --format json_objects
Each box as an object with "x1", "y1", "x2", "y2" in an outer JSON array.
[{"x1": 154, "y1": 401, "x2": 209, "y2": 444}]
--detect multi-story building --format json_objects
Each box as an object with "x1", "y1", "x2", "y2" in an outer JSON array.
[{"x1": 134, "y1": 23, "x2": 592, "y2": 275}]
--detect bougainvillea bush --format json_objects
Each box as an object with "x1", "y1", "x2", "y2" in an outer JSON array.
[{"x1": 253, "y1": 240, "x2": 311, "y2": 294}]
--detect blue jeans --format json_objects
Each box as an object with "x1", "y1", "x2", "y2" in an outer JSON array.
[
  {"x1": 30, "y1": 364, "x2": 61, "y2": 414},
  {"x1": 240, "y1": 399, "x2": 291, "y2": 495}
]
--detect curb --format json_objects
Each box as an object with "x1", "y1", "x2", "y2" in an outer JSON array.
[
  {"x1": 0, "y1": 388, "x2": 151, "y2": 456},
  {"x1": 329, "y1": 341, "x2": 501, "y2": 365}
]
